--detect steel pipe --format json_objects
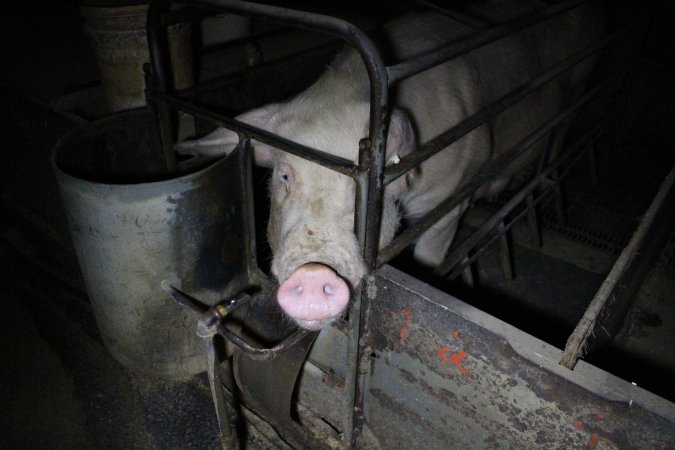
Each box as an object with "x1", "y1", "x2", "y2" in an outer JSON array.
[
  {"x1": 386, "y1": 0, "x2": 588, "y2": 84},
  {"x1": 384, "y1": 25, "x2": 636, "y2": 185},
  {"x1": 377, "y1": 70, "x2": 622, "y2": 266}
]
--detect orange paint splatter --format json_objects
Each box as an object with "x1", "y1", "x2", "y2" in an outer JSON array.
[
  {"x1": 399, "y1": 307, "x2": 412, "y2": 343},
  {"x1": 573, "y1": 419, "x2": 585, "y2": 430},
  {"x1": 452, "y1": 329, "x2": 460, "y2": 338},
  {"x1": 588, "y1": 434, "x2": 599, "y2": 449},
  {"x1": 438, "y1": 347, "x2": 470, "y2": 375}
]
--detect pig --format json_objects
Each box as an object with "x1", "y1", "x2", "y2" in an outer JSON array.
[{"x1": 176, "y1": 1, "x2": 604, "y2": 330}]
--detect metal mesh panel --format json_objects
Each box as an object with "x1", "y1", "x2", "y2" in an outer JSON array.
[{"x1": 540, "y1": 192, "x2": 638, "y2": 254}]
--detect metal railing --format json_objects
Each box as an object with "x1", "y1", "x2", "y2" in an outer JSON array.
[{"x1": 145, "y1": 0, "x2": 643, "y2": 447}]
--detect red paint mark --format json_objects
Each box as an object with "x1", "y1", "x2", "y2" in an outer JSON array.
[
  {"x1": 573, "y1": 419, "x2": 585, "y2": 430},
  {"x1": 399, "y1": 307, "x2": 412, "y2": 343},
  {"x1": 588, "y1": 434, "x2": 599, "y2": 449},
  {"x1": 593, "y1": 413, "x2": 606, "y2": 421},
  {"x1": 438, "y1": 347, "x2": 470, "y2": 375},
  {"x1": 452, "y1": 329, "x2": 460, "y2": 338},
  {"x1": 438, "y1": 347, "x2": 452, "y2": 361}
]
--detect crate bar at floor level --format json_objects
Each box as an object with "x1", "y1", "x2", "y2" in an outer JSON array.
[
  {"x1": 441, "y1": 122, "x2": 607, "y2": 280},
  {"x1": 561, "y1": 166, "x2": 675, "y2": 369}
]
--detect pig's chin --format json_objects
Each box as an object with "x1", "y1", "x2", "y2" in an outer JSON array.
[{"x1": 293, "y1": 317, "x2": 336, "y2": 331}]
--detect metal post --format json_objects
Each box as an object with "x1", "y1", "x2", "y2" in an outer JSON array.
[
  {"x1": 497, "y1": 221, "x2": 515, "y2": 281},
  {"x1": 525, "y1": 193, "x2": 543, "y2": 247},
  {"x1": 459, "y1": 255, "x2": 475, "y2": 288},
  {"x1": 146, "y1": 0, "x2": 178, "y2": 173}
]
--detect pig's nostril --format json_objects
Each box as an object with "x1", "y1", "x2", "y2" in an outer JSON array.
[{"x1": 277, "y1": 263, "x2": 350, "y2": 326}]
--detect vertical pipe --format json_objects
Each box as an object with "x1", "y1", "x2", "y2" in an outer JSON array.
[
  {"x1": 343, "y1": 156, "x2": 369, "y2": 446},
  {"x1": 525, "y1": 193, "x2": 543, "y2": 247},
  {"x1": 497, "y1": 221, "x2": 515, "y2": 281},
  {"x1": 147, "y1": 0, "x2": 177, "y2": 173},
  {"x1": 344, "y1": 35, "x2": 389, "y2": 446},
  {"x1": 206, "y1": 339, "x2": 236, "y2": 450},
  {"x1": 237, "y1": 139, "x2": 259, "y2": 277},
  {"x1": 460, "y1": 255, "x2": 475, "y2": 288}
]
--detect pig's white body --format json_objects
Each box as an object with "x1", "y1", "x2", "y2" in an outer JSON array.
[{"x1": 178, "y1": 1, "x2": 604, "y2": 329}]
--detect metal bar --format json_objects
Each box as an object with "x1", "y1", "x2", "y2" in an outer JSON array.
[
  {"x1": 238, "y1": 139, "x2": 259, "y2": 276},
  {"x1": 384, "y1": 26, "x2": 634, "y2": 185},
  {"x1": 445, "y1": 139, "x2": 593, "y2": 280},
  {"x1": 447, "y1": 188, "x2": 556, "y2": 279},
  {"x1": 219, "y1": 325, "x2": 315, "y2": 362},
  {"x1": 207, "y1": 338, "x2": 237, "y2": 450},
  {"x1": 147, "y1": 0, "x2": 172, "y2": 94},
  {"x1": 459, "y1": 255, "x2": 475, "y2": 287},
  {"x1": 146, "y1": 0, "x2": 178, "y2": 172},
  {"x1": 497, "y1": 221, "x2": 514, "y2": 281},
  {"x1": 160, "y1": 282, "x2": 314, "y2": 361},
  {"x1": 409, "y1": 0, "x2": 490, "y2": 30},
  {"x1": 435, "y1": 121, "x2": 605, "y2": 278},
  {"x1": 378, "y1": 70, "x2": 621, "y2": 266},
  {"x1": 344, "y1": 147, "x2": 369, "y2": 446},
  {"x1": 560, "y1": 166, "x2": 675, "y2": 369},
  {"x1": 386, "y1": 0, "x2": 588, "y2": 84},
  {"x1": 178, "y1": 41, "x2": 341, "y2": 99},
  {"x1": 525, "y1": 193, "x2": 543, "y2": 247},
  {"x1": 148, "y1": 89, "x2": 359, "y2": 176},
  {"x1": 161, "y1": 282, "x2": 251, "y2": 316}
]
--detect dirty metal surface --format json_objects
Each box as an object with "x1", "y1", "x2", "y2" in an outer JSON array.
[
  {"x1": 52, "y1": 110, "x2": 251, "y2": 377},
  {"x1": 364, "y1": 265, "x2": 675, "y2": 449}
]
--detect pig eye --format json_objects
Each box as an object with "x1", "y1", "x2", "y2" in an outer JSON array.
[{"x1": 276, "y1": 163, "x2": 293, "y2": 192}]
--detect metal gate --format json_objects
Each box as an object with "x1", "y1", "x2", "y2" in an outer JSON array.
[{"x1": 145, "y1": 1, "x2": 674, "y2": 448}]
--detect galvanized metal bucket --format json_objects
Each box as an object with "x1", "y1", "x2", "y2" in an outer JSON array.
[
  {"x1": 52, "y1": 110, "x2": 246, "y2": 378},
  {"x1": 80, "y1": 2, "x2": 194, "y2": 112}
]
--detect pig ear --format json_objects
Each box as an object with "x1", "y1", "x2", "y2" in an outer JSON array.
[
  {"x1": 174, "y1": 127, "x2": 238, "y2": 157},
  {"x1": 174, "y1": 104, "x2": 280, "y2": 168},
  {"x1": 385, "y1": 108, "x2": 418, "y2": 197}
]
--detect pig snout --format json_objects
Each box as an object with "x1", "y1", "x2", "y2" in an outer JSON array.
[{"x1": 277, "y1": 263, "x2": 350, "y2": 330}]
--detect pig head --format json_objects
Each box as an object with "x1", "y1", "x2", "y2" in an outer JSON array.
[{"x1": 176, "y1": 98, "x2": 416, "y2": 330}]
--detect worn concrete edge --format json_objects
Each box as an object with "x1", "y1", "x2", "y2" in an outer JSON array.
[{"x1": 374, "y1": 264, "x2": 675, "y2": 423}]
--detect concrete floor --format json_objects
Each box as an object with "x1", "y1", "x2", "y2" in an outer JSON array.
[{"x1": 0, "y1": 244, "x2": 223, "y2": 449}]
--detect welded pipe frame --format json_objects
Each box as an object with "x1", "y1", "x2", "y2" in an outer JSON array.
[{"x1": 146, "y1": 0, "x2": 639, "y2": 446}]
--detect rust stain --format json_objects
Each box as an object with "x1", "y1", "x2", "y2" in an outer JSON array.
[
  {"x1": 399, "y1": 307, "x2": 413, "y2": 343},
  {"x1": 438, "y1": 347, "x2": 470, "y2": 375},
  {"x1": 588, "y1": 434, "x2": 599, "y2": 449},
  {"x1": 452, "y1": 329, "x2": 460, "y2": 338}
]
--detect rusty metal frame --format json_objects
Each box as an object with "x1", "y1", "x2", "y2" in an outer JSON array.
[{"x1": 144, "y1": 0, "x2": 647, "y2": 447}]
